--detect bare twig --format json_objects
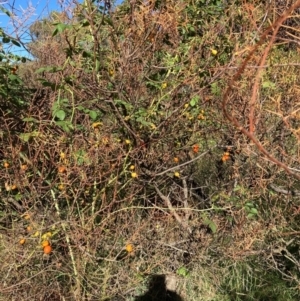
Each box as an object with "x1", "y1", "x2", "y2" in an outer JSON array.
[
  {"x1": 154, "y1": 149, "x2": 212, "y2": 176},
  {"x1": 182, "y1": 178, "x2": 191, "y2": 221},
  {"x1": 268, "y1": 184, "x2": 300, "y2": 196},
  {"x1": 155, "y1": 185, "x2": 192, "y2": 234},
  {"x1": 156, "y1": 239, "x2": 191, "y2": 253}
]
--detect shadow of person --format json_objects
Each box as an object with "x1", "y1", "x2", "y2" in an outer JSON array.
[{"x1": 134, "y1": 275, "x2": 183, "y2": 301}]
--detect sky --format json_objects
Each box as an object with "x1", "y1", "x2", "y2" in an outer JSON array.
[{"x1": 0, "y1": 0, "x2": 124, "y2": 57}]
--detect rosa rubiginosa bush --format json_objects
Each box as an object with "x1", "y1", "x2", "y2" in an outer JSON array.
[{"x1": 1, "y1": 0, "x2": 300, "y2": 300}]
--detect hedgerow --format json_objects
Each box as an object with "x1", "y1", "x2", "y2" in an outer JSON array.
[{"x1": 1, "y1": 1, "x2": 300, "y2": 300}]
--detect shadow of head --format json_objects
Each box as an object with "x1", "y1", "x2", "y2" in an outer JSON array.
[{"x1": 134, "y1": 274, "x2": 183, "y2": 301}]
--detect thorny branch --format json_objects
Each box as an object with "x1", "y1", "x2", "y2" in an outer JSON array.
[{"x1": 222, "y1": 0, "x2": 300, "y2": 180}]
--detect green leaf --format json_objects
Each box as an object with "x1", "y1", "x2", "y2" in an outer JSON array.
[
  {"x1": 55, "y1": 120, "x2": 73, "y2": 132},
  {"x1": 8, "y1": 74, "x2": 23, "y2": 84},
  {"x1": 14, "y1": 193, "x2": 22, "y2": 201},
  {"x1": 262, "y1": 81, "x2": 275, "y2": 89},
  {"x1": 74, "y1": 149, "x2": 90, "y2": 165},
  {"x1": 136, "y1": 108, "x2": 148, "y2": 117},
  {"x1": 114, "y1": 99, "x2": 133, "y2": 110},
  {"x1": 51, "y1": 66, "x2": 63, "y2": 73},
  {"x1": 52, "y1": 28, "x2": 58, "y2": 37},
  {"x1": 55, "y1": 110, "x2": 66, "y2": 121},
  {"x1": 23, "y1": 117, "x2": 39, "y2": 122},
  {"x1": 8, "y1": 74, "x2": 17, "y2": 80},
  {"x1": 95, "y1": 59, "x2": 100, "y2": 72},
  {"x1": 203, "y1": 219, "x2": 217, "y2": 233},
  {"x1": 82, "y1": 51, "x2": 92, "y2": 58},
  {"x1": 57, "y1": 23, "x2": 73, "y2": 32},
  {"x1": 189, "y1": 95, "x2": 199, "y2": 107},
  {"x1": 41, "y1": 81, "x2": 55, "y2": 89},
  {"x1": 77, "y1": 105, "x2": 90, "y2": 113},
  {"x1": 0, "y1": 6, "x2": 11, "y2": 17},
  {"x1": 2, "y1": 37, "x2": 10, "y2": 43},
  {"x1": 19, "y1": 131, "x2": 40, "y2": 142},
  {"x1": 19, "y1": 133, "x2": 31, "y2": 142},
  {"x1": 250, "y1": 208, "x2": 258, "y2": 215},
  {"x1": 135, "y1": 117, "x2": 148, "y2": 125},
  {"x1": 11, "y1": 40, "x2": 21, "y2": 47},
  {"x1": 89, "y1": 110, "x2": 98, "y2": 120},
  {"x1": 52, "y1": 23, "x2": 72, "y2": 36},
  {"x1": 208, "y1": 221, "x2": 217, "y2": 233},
  {"x1": 36, "y1": 67, "x2": 50, "y2": 73},
  {"x1": 60, "y1": 98, "x2": 69, "y2": 104},
  {"x1": 177, "y1": 266, "x2": 189, "y2": 277}
]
